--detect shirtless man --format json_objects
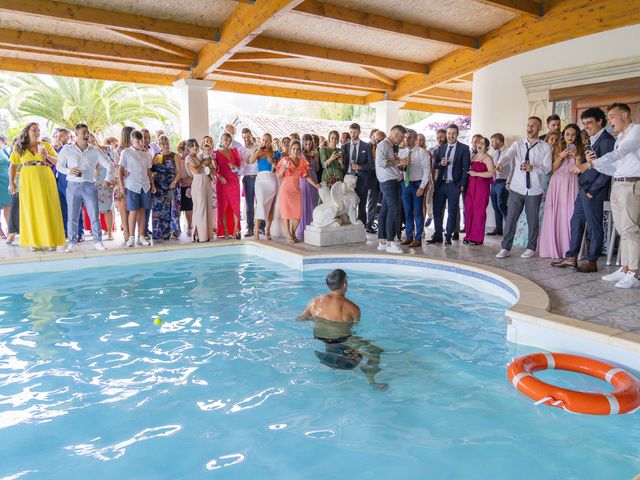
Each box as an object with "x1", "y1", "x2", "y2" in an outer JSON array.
[
  {"x1": 298, "y1": 269, "x2": 360, "y2": 324},
  {"x1": 298, "y1": 269, "x2": 387, "y2": 389}
]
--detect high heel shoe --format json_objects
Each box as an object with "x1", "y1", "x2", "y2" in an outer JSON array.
[{"x1": 265, "y1": 230, "x2": 272, "y2": 240}]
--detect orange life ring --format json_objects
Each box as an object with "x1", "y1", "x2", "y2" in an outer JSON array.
[{"x1": 507, "y1": 352, "x2": 640, "y2": 415}]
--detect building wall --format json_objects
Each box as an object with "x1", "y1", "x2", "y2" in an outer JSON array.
[{"x1": 471, "y1": 24, "x2": 640, "y2": 142}]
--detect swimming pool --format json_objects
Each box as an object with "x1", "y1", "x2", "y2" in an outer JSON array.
[{"x1": 0, "y1": 249, "x2": 638, "y2": 479}]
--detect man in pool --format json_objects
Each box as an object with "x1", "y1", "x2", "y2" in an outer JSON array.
[{"x1": 298, "y1": 269, "x2": 387, "y2": 389}]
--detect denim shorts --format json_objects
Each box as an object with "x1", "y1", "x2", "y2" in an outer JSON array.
[{"x1": 125, "y1": 188, "x2": 152, "y2": 211}]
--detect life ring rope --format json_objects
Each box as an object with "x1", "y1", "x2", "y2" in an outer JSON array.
[{"x1": 507, "y1": 352, "x2": 640, "y2": 415}]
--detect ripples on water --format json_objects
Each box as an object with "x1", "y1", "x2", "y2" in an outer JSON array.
[{"x1": 0, "y1": 255, "x2": 638, "y2": 479}]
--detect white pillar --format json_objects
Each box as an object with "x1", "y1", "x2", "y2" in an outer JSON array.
[
  {"x1": 370, "y1": 100, "x2": 405, "y2": 133},
  {"x1": 172, "y1": 78, "x2": 214, "y2": 140}
]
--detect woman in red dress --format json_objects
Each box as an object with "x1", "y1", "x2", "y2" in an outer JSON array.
[
  {"x1": 215, "y1": 132, "x2": 242, "y2": 239},
  {"x1": 463, "y1": 136, "x2": 495, "y2": 245}
]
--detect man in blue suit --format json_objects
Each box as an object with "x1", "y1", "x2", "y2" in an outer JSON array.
[
  {"x1": 551, "y1": 107, "x2": 616, "y2": 272},
  {"x1": 342, "y1": 123, "x2": 373, "y2": 224},
  {"x1": 427, "y1": 124, "x2": 470, "y2": 245}
]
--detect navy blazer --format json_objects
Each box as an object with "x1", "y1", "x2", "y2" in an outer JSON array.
[
  {"x1": 342, "y1": 140, "x2": 373, "y2": 178},
  {"x1": 580, "y1": 129, "x2": 616, "y2": 197},
  {"x1": 433, "y1": 141, "x2": 470, "y2": 189}
]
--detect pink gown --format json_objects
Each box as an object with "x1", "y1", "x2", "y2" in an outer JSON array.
[
  {"x1": 463, "y1": 161, "x2": 493, "y2": 244},
  {"x1": 215, "y1": 148, "x2": 241, "y2": 236},
  {"x1": 538, "y1": 156, "x2": 580, "y2": 258}
]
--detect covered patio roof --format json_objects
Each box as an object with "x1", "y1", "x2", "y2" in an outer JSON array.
[{"x1": 0, "y1": 0, "x2": 636, "y2": 114}]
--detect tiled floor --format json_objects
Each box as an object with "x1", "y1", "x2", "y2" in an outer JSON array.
[{"x1": 1, "y1": 229, "x2": 638, "y2": 333}]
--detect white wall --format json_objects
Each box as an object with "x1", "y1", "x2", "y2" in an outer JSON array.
[{"x1": 471, "y1": 24, "x2": 640, "y2": 141}]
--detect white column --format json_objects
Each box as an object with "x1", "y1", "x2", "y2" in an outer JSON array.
[
  {"x1": 172, "y1": 78, "x2": 215, "y2": 140},
  {"x1": 370, "y1": 100, "x2": 405, "y2": 133}
]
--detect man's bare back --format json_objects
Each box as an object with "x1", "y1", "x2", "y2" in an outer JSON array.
[{"x1": 302, "y1": 292, "x2": 360, "y2": 324}]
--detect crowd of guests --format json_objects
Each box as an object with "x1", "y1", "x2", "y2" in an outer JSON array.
[{"x1": 0, "y1": 102, "x2": 638, "y2": 289}]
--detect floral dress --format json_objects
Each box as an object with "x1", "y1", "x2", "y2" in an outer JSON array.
[
  {"x1": 97, "y1": 148, "x2": 116, "y2": 213},
  {"x1": 151, "y1": 153, "x2": 181, "y2": 239}
]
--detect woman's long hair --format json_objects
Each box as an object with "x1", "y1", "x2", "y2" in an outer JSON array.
[
  {"x1": 15, "y1": 122, "x2": 39, "y2": 155},
  {"x1": 560, "y1": 123, "x2": 584, "y2": 158},
  {"x1": 119, "y1": 126, "x2": 134, "y2": 150}
]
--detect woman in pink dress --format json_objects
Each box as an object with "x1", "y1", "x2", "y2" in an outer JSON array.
[
  {"x1": 215, "y1": 132, "x2": 241, "y2": 239},
  {"x1": 277, "y1": 140, "x2": 320, "y2": 244},
  {"x1": 463, "y1": 137, "x2": 495, "y2": 245},
  {"x1": 538, "y1": 123, "x2": 582, "y2": 258}
]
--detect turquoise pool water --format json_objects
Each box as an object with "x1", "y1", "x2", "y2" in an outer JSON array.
[{"x1": 0, "y1": 252, "x2": 638, "y2": 479}]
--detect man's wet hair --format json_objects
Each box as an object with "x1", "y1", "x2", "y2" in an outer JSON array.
[{"x1": 326, "y1": 269, "x2": 347, "y2": 291}]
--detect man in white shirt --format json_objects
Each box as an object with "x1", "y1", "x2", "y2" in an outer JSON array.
[
  {"x1": 118, "y1": 130, "x2": 156, "y2": 247},
  {"x1": 57, "y1": 123, "x2": 113, "y2": 252},
  {"x1": 239, "y1": 127, "x2": 260, "y2": 237},
  {"x1": 375, "y1": 125, "x2": 408, "y2": 254},
  {"x1": 573, "y1": 103, "x2": 640, "y2": 288},
  {"x1": 494, "y1": 116, "x2": 552, "y2": 259},
  {"x1": 487, "y1": 133, "x2": 509, "y2": 236},
  {"x1": 399, "y1": 129, "x2": 430, "y2": 248}
]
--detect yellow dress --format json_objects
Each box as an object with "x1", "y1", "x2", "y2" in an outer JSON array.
[{"x1": 10, "y1": 142, "x2": 65, "y2": 247}]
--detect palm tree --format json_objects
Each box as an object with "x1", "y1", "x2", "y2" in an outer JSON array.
[{"x1": 2, "y1": 75, "x2": 180, "y2": 135}]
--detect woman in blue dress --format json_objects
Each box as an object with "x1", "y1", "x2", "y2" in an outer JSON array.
[
  {"x1": 151, "y1": 135, "x2": 181, "y2": 240},
  {"x1": 0, "y1": 135, "x2": 12, "y2": 239}
]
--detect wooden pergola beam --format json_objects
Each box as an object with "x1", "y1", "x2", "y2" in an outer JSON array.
[
  {"x1": 109, "y1": 29, "x2": 196, "y2": 60},
  {"x1": 211, "y1": 80, "x2": 366, "y2": 104},
  {"x1": 0, "y1": 0, "x2": 218, "y2": 41},
  {"x1": 361, "y1": 67, "x2": 396, "y2": 87},
  {"x1": 217, "y1": 61, "x2": 388, "y2": 91},
  {"x1": 293, "y1": 0, "x2": 478, "y2": 49},
  {"x1": 227, "y1": 52, "x2": 300, "y2": 62},
  {"x1": 474, "y1": 0, "x2": 543, "y2": 17},
  {"x1": 249, "y1": 36, "x2": 428, "y2": 74},
  {"x1": 0, "y1": 28, "x2": 191, "y2": 68},
  {"x1": 192, "y1": 0, "x2": 304, "y2": 78},
  {"x1": 390, "y1": 0, "x2": 640, "y2": 100},
  {"x1": 413, "y1": 87, "x2": 472, "y2": 102},
  {"x1": 402, "y1": 101, "x2": 471, "y2": 115},
  {"x1": 0, "y1": 56, "x2": 176, "y2": 86}
]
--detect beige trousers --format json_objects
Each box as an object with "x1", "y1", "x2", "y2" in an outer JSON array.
[{"x1": 610, "y1": 180, "x2": 640, "y2": 270}]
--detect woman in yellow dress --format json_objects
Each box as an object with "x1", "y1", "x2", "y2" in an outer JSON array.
[{"x1": 9, "y1": 122, "x2": 65, "y2": 250}]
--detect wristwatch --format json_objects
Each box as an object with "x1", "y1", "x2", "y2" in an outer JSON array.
[{"x1": 586, "y1": 161, "x2": 593, "y2": 170}]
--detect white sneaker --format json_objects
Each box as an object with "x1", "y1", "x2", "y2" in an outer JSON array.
[
  {"x1": 602, "y1": 267, "x2": 626, "y2": 282},
  {"x1": 377, "y1": 242, "x2": 387, "y2": 251},
  {"x1": 521, "y1": 249, "x2": 536, "y2": 258},
  {"x1": 138, "y1": 236, "x2": 150, "y2": 246},
  {"x1": 496, "y1": 249, "x2": 510, "y2": 258},
  {"x1": 94, "y1": 242, "x2": 106, "y2": 251},
  {"x1": 126, "y1": 236, "x2": 135, "y2": 247},
  {"x1": 64, "y1": 243, "x2": 76, "y2": 253},
  {"x1": 615, "y1": 271, "x2": 640, "y2": 289},
  {"x1": 386, "y1": 243, "x2": 404, "y2": 254}
]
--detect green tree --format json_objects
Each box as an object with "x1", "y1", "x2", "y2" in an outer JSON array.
[{"x1": 1, "y1": 75, "x2": 179, "y2": 136}]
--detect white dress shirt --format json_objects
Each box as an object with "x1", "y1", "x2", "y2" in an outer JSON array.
[
  {"x1": 443, "y1": 142, "x2": 458, "y2": 182},
  {"x1": 490, "y1": 146, "x2": 510, "y2": 181},
  {"x1": 592, "y1": 123, "x2": 640, "y2": 177},
  {"x1": 497, "y1": 139, "x2": 552, "y2": 196},
  {"x1": 239, "y1": 143, "x2": 259, "y2": 176},
  {"x1": 400, "y1": 145, "x2": 431, "y2": 188},
  {"x1": 57, "y1": 143, "x2": 113, "y2": 184},
  {"x1": 119, "y1": 147, "x2": 153, "y2": 193},
  {"x1": 375, "y1": 138, "x2": 401, "y2": 183}
]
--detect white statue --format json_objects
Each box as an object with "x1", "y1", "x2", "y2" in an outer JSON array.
[{"x1": 311, "y1": 174, "x2": 362, "y2": 228}]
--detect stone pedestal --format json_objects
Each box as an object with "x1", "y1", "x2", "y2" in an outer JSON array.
[{"x1": 304, "y1": 224, "x2": 367, "y2": 247}]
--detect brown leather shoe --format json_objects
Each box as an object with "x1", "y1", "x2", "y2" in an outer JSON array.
[
  {"x1": 409, "y1": 240, "x2": 422, "y2": 248},
  {"x1": 401, "y1": 239, "x2": 413, "y2": 246},
  {"x1": 576, "y1": 261, "x2": 597, "y2": 273},
  {"x1": 550, "y1": 257, "x2": 577, "y2": 268}
]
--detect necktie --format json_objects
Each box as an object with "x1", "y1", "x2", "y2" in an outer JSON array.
[
  {"x1": 350, "y1": 143, "x2": 357, "y2": 174},
  {"x1": 404, "y1": 150, "x2": 412, "y2": 187},
  {"x1": 524, "y1": 142, "x2": 537, "y2": 189},
  {"x1": 446, "y1": 145, "x2": 453, "y2": 182}
]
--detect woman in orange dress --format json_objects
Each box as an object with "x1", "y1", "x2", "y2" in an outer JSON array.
[{"x1": 276, "y1": 140, "x2": 320, "y2": 243}]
